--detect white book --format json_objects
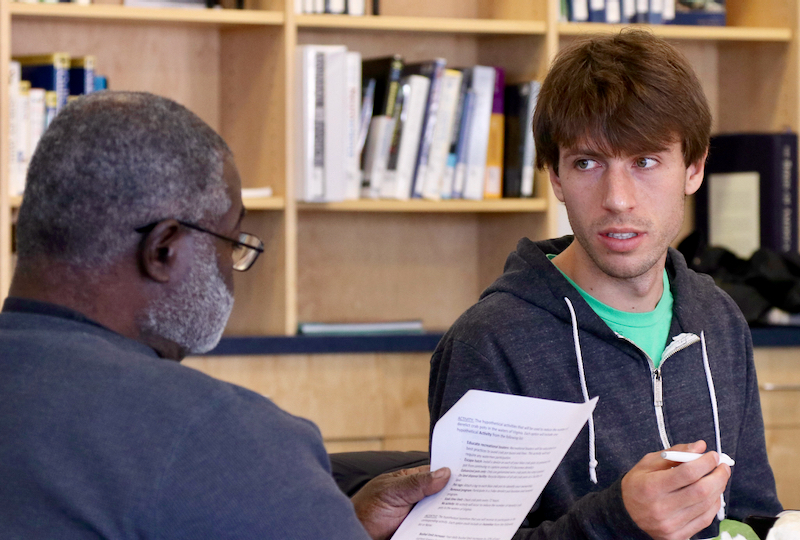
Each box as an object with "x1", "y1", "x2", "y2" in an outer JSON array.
[
  {"x1": 605, "y1": 0, "x2": 621, "y2": 23},
  {"x1": 295, "y1": 47, "x2": 325, "y2": 202},
  {"x1": 570, "y1": 0, "x2": 589, "y2": 21},
  {"x1": 422, "y1": 69, "x2": 462, "y2": 200},
  {"x1": 326, "y1": 0, "x2": 345, "y2": 14},
  {"x1": 521, "y1": 81, "x2": 541, "y2": 198},
  {"x1": 302, "y1": 0, "x2": 313, "y2": 13},
  {"x1": 8, "y1": 61, "x2": 21, "y2": 197},
  {"x1": 622, "y1": 0, "x2": 636, "y2": 21},
  {"x1": 662, "y1": 0, "x2": 675, "y2": 22},
  {"x1": 347, "y1": 0, "x2": 365, "y2": 15},
  {"x1": 27, "y1": 88, "x2": 46, "y2": 163},
  {"x1": 635, "y1": 0, "x2": 648, "y2": 20},
  {"x1": 320, "y1": 45, "x2": 348, "y2": 202},
  {"x1": 344, "y1": 51, "x2": 362, "y2": 200},
  {"x1": 361, "y1": 115, "x2": 395, "y2": 198},
  {"x1": 462, "y1": 65, "x2": 496, "y2": 201},
  {"x1": 312, "y1": 0, "x2": 323, "y2": 12},
  {"x1": 380, "y1": 74, "x2": 429, "y2": 200}
]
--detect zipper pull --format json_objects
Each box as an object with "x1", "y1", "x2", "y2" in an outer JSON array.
[{"x1": 653, "y1": 369, "x2": 663, "y2": 407}]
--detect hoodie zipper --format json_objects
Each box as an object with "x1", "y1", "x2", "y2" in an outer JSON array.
[{"x1": 616, "y1": 332, "x2": 700, "y2": 449}]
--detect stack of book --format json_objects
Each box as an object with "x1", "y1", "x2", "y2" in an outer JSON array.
[
  {"x1": 561, "y1": 0, "x2": 725, "y2": 25},
  {"x1": 294, "y1": 0, "x2": 365, "y2": 15},
  {"x1": 7, "y1": 53, "x2": 105, "y2": 197},
  {"x1": 295, "y1": 48, "x2": 541, "y2": 203}
]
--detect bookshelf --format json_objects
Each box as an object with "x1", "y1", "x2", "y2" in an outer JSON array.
[{"x1": 3, "y1": 0, "x2": 800, "y2": 492}]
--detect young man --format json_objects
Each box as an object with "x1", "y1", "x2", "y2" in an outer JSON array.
[
  {"x1": 429, "y1": 30, "x2": 782, "y2": 540},
  {"x1": 0, "y1": 91, "x2": 449, "y2": 539}
]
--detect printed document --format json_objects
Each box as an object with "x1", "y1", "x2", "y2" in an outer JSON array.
[{"x1": 393, "y1": 390, "x2": 598, "y2": 540}]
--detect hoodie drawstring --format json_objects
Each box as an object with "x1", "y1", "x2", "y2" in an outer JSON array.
[
  {"x1": 700, "y1": 331, "x2": 727, "y2": 522},
  {"x1": 564, "y1": 297, "x2": 598, "y2": 484},
  {"x1": 563, "y1": 299, "x2": 727, "y2": 520}
]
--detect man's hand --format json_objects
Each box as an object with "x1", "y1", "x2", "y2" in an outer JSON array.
[
  {"x1": 351, "y1": 465, "x2": 451, "y2": 540},
  {"x1": 621, "y1": 440, "x2": 732, "y2": 540}
]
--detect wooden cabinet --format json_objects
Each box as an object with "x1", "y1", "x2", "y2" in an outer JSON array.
[{"x1": 3, "y1": 1, "x2": 797, "y2": 337}]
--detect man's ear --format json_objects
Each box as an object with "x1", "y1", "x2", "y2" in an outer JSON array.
[
  {"x1": 684, "y1": 150, "x2": 708, "y2": 196},
  {"x1": 139, "y1": 220, "x2": 184, "y2": 283},
  {"x1": 549, "y1": 167, "x2": 566, "y2": 203}
]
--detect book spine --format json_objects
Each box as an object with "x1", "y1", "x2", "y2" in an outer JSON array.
[
  {"x1": 778, "y1": 135, "x2": 798, "y2": 252},
  {"x1": 634, "y1": 0, "x2": 648, "y2": 22},
  {"x1": 451, "y1": 90, "x2": 476, "y2": 199},
  {"x1": 502, "y1": 84, "x2": 523, "y2": 198},
  {"x1": 648, "y1": 0, "x2": 663, "y2": 23},
  {"x1": 462, "y1": 66, "x2": 496, "y2": 201},
  {"x1": 8, "y1": 62, "x2": 22, "y2": 197},
  {"x1": 344, "y1": 51, "x2": 363, "y2": 200},
  {"x1": 570, "y1": 0, "x2": 589, "y2": 21},
  {"x1": 422, "y1": 69, "x2": 462, "y2": 200},
  {"x1": 441, "y1": 72, "x2": 471, "y2": 199},
  {"x1": 621, "y1": 0, "x2": 636, "y2": 22},
  {"x1": 392, "y1": 74, "x2": 430, "y2": 200},
  {"x1": 312, "y1": 51, "x2": 326, "y2": 200},
  {"x1": 483, "y1": 67, "x2": 505, "y2": 199},
  {"x1": 346, "y1": 0, "x2": 365, "y2": 15},
  {"x1": 521, "y1": 81, "x2": 540, "y2": 198},
  {"x1": 605, "y1": 0, "x2": 621, "y2": 23},
  {"x1": 379, "y1": 83, "x2": 407, "y2": 199},
  {"x1": 323, "y1": 47, "x2": 348, "y2": 202},
  {"x1": 27, "y1": 88, "x2": 46, "y2": 160},
  {"x1": 587, "y1": 0, "x2": 605, "y2": 22},
  {"x1": 411, "y1": 59, "x2": 447, "y2": 198}
]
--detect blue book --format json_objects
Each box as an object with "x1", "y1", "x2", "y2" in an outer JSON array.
[
  {"x1": 669, "y1": 0, "x2": 725, "y2": 25},
  {"x1": 69, "y1": 56, "x2": 96, "y2": 96},
  {"x1": 16, "y1": 53, "x2": 70, "y2": 113},
  {"x1": 451, "y1": 90, "x2": 476, "y2": 199},
  {"x1": 587, "y1": 0, "x2": 605, "y2": 22}
]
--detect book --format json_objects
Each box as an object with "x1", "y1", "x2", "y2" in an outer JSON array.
[
  {"x1": 380, "y1": 74, "x2": 430, "y2": 200},
  {"x1": 621, "y1": 0, "x2": 636, "y2": 22},
  {"x1": 347, "y1": 0, "x2": 365, "y2": 15},
  {"x1": 461, "y1": 65, "x2": 496, "y2": 200},
  {"x1": 503, "y1": 81, "x2": 540, "y2": 199},
  {"x1": 569, "y1": 0, "x2": 589, "y2": 21},
  {"x1": 648, "y1": 0, "x2": 664, "y2": 23},
  {"x1": 605, "y1": 0, "x2": 622, "y2": 23},
  {"x1": 587, "y1": 0, "x2": 605, "y2": 22},
  {"x1": 326, "y1": 0, "x2": 345, "y2": 14},
  {"x1": 442, "y1": 72, "x2": 472, "y2": 199},
  {"x1": 295, "y1": 46, "x2": 325, "y2": 202},
  {"x1": 634, "y1": 0, "x2": 648, "y2": 22},
  {"x1": 44, "y1": 91, "x2": 58, "y2": 128},
  {"x1": 451, "y1": 89, "x2": 476, "y2": 199},
  {"x1": 15, "y1": 52, "x2": 70, "y2": 113},
  {"x1": 295, "y1": 45, "x2": 348, "y2": 203},
  {"x1": 421, "y1": 68, "x2": 463, "y2": 200},
  {"x1": 483, "y1": 67, "x2": 505, "y2": 199},
  {"x1": 360, "y1": 55, "x2": 404, "y2": 198},
  {"x1": 662, "y1": 0, "x2": 676, "y2": 22},
  {"x1": 27, "y1": 87, "x2": 46, "y2": 161},
  {"x1": 670, "y1": 0, "x2": 725, "y2": 26},
  {"x1": 695, "y1": 132, "x2": 799, "y2": 257},
  {"x1": 297, "y1": 319, "x2": 424, "y2": 336},
  {"x1": 68, "y1": 55, "x2": 95, "y2": 96},
  {"x1": 344, "y1": 51, "x2": 363, "y2": 200},
  {"x1": 8, "y1": 62, "x2": 23, "y2": 197},
  {"x1": 403, "y1": 58, "x2": 447, "y2": 199}
]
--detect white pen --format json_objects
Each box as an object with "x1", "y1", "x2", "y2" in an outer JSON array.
[{"x1": 661, "y1": 450, "x2": 735, "y2": 467}]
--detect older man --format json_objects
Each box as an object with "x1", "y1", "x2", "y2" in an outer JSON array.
[{"x1": 0, "y1": 91, "x2": 447, "y2": 539}]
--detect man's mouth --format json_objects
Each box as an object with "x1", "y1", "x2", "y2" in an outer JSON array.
[{"x1": 606, "y1": 232, "x2": 638, "y2": 240}]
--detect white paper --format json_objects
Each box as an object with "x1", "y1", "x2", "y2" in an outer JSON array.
[{"x1": 393, "y1": 390, "x2": 598, "y2": 540}]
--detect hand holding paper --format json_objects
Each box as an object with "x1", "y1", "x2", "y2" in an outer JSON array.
[{"x1": 392, "y1": 390, "x2": 597, "y2": 540}]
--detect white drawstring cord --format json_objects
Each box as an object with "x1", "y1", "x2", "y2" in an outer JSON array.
[
  {"x1": 700, "y1": 331, "x2": 726, "y2": 522},
  {"x1": 564, "y1": 297, "x2": 598, "y2": 484}
]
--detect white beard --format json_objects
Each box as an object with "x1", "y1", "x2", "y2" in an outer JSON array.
[{"x1": 141, "y1": 238, "x2": 234, "y2": 355}]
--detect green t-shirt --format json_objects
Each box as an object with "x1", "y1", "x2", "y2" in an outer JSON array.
[{"x1": 548, "y1": 255, "x2": 673, "y2": 368}]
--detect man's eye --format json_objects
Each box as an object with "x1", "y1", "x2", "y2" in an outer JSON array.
[
  {"x1": 635, "y1": 157, "x2": 656, "y2": 168},
  {"x1": 575, "y1": 159, "x2": 597, "y2": 170}
]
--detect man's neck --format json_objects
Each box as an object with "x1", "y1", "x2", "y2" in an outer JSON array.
[{"x1": 551, "y1": 244, "x2": 666, "y2": 313}]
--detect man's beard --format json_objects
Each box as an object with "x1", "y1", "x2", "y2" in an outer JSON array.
[{"x1": 141, "y1": 238, "x2": 234, "y2": 355}]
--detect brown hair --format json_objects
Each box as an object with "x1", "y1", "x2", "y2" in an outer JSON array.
[{"x1": 533, "y1": 29, "x2": 711, "y2": 172}]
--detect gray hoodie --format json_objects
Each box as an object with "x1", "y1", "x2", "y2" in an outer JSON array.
[{"x1": 429, "y1": 236, "x2": 782, "y2": 539}]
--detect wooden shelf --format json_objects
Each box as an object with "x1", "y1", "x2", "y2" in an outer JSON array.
[
  {"x1": 243, "y1": 196, "x2": 285, "y2": 210},
  {"x1": 559, "y1": 22, "x2": 792, "y2": 42},
  {"x1": 297, "y1": 198, "x2": 549, "y2": 213},
  {"x1": 296, "y1": 14, "x2": 547, "y2": 35},
  {"x1": 9, "y1": 3, "x2": 284, "y2": 25}
]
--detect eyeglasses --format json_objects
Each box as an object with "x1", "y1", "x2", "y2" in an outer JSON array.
[{"x1": 135, "y1": 220, "x2": 264, "y2": 272}]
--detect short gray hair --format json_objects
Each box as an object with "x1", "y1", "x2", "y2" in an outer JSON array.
[{"x1": 16, "y1": 91, "x2": 232, "y2": 268}]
